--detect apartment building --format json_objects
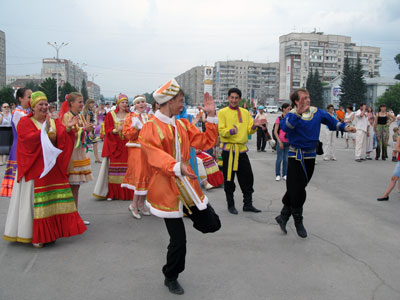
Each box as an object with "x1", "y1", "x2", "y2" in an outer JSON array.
[
  {"x1": 279, "y1": 32, "x2": 381, "y2": 100},
  {"x1": 214, "y1": 60, "x2": 279, "y2": 105},
  {"x1": 175, "y1": 66, "x2": 210, "y2": 105},
  {"x1": 87, "y1": 81, "x2": 101, "y2": 101},
  {"x1": 41, "y1": 58, "x2": 88, "y2": 90}
]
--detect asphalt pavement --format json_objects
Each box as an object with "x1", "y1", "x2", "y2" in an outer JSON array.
[{"x1": 1, "y1": 114, "x2": 400, "y2": 300}]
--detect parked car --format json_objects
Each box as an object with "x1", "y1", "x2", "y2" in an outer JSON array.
[{"x1": 266, "y1": 105, "x2": 279, "y2": 113}]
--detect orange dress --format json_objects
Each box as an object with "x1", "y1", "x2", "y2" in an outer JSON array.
[
  {"x1": 121, "y1": 112, "x2": 151, "y2": 195},
  {"x1": 138, "y1": 111, "x2": 218, "y2": 218}
]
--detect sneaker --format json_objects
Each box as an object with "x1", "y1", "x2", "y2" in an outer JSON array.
[
  {"x1": 83, "y1": 220, "x2": 91, "y2": 225},
  {"x1": 355, "y1": 159, "x2": 362, "y2": 162},
  {"x1": 282, "y1": 175, "x2": 287, "y2": 181},
  {"x1": 331, "y1": 158, "x2": 337, "y2": 161},
  {"x1": 276, "y1": 175, "x2": 281, "y2": 181},
  {"x1": 323, "y1": 158, "x2": 330, "y2": 161},
  {"x1": 107, "y1": 198, "x2": 113, "y2": 201}
]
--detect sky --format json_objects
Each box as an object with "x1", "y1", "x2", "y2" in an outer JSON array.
[{"x1": 1, "y1": 0, "x2": 399, "y2": 97}]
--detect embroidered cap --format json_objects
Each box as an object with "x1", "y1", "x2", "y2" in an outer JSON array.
[
  {"x1": 133, "y1": 95, "x2": 146, "y2": 106},
  {"x1": 30, "y1": 91, "x2": 48, "y2": 108},
  {"x1": 117, "y1": 93, "x2": 128, "y2": 105},
  {"x1": 153, "y1": 79, "x2": 181, "y2": 105}
]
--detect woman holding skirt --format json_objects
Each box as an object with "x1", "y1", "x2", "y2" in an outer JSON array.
[
  {"x1": 93, "y1": 94, "x2": 133, "y2": 201},
  {"x1": 121, "y1": 95, "x2": 151, "y2": 218},
  {"x1": 3, "y1": 91, "x2": 86, "y2": 248}
]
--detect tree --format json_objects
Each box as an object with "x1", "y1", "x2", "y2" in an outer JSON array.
[
  {"x1": 59, "y1": 82, "x2": 77, "y2": 102},
  {"x1": 339, "y1": 56, "x2": 354, "y2": 107},
  {"x1": 352, "y1": 56, "x2": 367, "y2": 107},
  {"x1": 39, "y1": 77, "x2": 57, "y2": 102},
  {"x1": 0, "y1": 87, "x2": 16, "y2": 105},
  {"x1": 375, "y1": 84, "x2": 400, "y2": 115},
  {"x1": 143, "y1": 92, "x2": 154, "y2": 104},
  {"x1": 306, "y1": 69, "x2": 324, "y2": 108},
  {"x1": 81, "y1": 79, "x2": 88, "y2": 102},
  {"x1": 25, "y1": 80, "x2": 40, "y2": 92}
]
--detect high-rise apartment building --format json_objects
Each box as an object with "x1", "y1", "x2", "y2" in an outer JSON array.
[
  {"x1": 279, "y1": 32, "x2": 381, "y2": 100},
  {"x1": 0, "y1": 30, "x2": 6, "y2": 88},
  {"x1": 175, "y1": 66, "x2": 210, "y2": 105},
  {"x1": 87, "y1": 81, "x2": 101, "y2": 101},
  {"x1": 41, "y1": 58, "x2": 88, "y2": 90},
  {"x1": 214, "y1": 60, "x2": 279, "y2": 104}
]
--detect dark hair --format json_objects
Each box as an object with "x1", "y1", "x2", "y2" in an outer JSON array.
[
  {"x1": 228, "y1": 88, "x2": 242, "y2": 98},
  {"x1": 359, "y1": 103, "x2": 366, "y2": 108},
  {"x1": 378, "y1": 104, "x2": 386, "y2": 112},
  {"x1": 290, "y1": 88, "x2": 308, "y2": 107},
  {"x1": 281, "y1": 103, "x2": 290, "y2": 110},
  {"x1": 16, "y1": 88, "x2": 30, "y2": 103},
  {"x1": 327, "y1": 104, "x2": 334, "y2": 110},
  {"x1": 346, "y1": 105, "x2": 353, "y2": 111}
]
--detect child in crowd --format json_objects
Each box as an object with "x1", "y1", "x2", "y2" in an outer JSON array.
[
  {"x1": 392, "y1": 127, "x2": 399, "y2": 162},
  {"x1": 366, "y1": 116, "x2": 375, "y2": 160}
]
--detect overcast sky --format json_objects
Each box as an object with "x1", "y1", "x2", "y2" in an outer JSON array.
[{"x1": 1, "y1": 0, "x2": 399, "y2": 97}]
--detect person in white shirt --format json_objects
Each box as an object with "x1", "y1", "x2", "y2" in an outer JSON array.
[{"x1": 354, "y1": 103, "x2": 368, "y2": 162}]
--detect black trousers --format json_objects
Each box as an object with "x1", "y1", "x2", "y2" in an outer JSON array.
[
  {"x1": 256, "y1": 127, "x2": 266, "y2": 151},
  {"x1": 222, "y1": 151, "x2": 254, "y2": 207},
  {"x1": 282, "y1": 157, "x2": 315, "y2": 209},
  {"x1": 162, "y1": 205, "x2": 220, "y2": 280}
]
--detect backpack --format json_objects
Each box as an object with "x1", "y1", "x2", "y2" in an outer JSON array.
[{"x1": 272, "y1": 116, "x2": 283, "y2": 141}]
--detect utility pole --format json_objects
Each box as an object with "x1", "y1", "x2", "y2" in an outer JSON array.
[{"x1": 47, "y1": 42, "x2": 68, "y2": 108}]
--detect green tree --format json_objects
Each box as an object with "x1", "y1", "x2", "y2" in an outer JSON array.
[
  {"x1": 306, "y1": 69, "x2": 324, "y2": 108},
  {"x1": 81, "y1": 79, "x2": 88, "y2": 102},
  {"x1": 39, "y1": 77, "x2": 57, "y2": 102},
  {"x1": 352, "y1": 56, "x2": 367, "y2": 107},
  {"x1": 375, "y1": 84, "x2": 400, "y2": 114},
  {"x1": 25, "y1": 80, "x2": 40, "y2": 92},
  {"x1": 59, "y1": 82, "x2": 77, "y2": 102},
  {"x1": 0, "y1": 87, "x2": 16, "y2": 106},
  {"x1": 143, "y1": 92, "x2": 154, "y2": 104},
  {"x1": 340, "y1": 56, "x2": 354, "y2": 107}
]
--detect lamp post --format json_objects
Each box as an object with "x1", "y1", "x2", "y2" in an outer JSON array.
[{"x1": 47, "y1": 42, "x2": 69, "y2": 108}]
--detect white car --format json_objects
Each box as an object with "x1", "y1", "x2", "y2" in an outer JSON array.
[{"x1": 266, "y1": 106, "x2": 279, "y2": 113}]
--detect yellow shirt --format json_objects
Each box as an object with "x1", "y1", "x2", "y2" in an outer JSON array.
[
  {"x1": 218, "y1": 106, "x2": 256, "y2": 152},
  {"x1": 218, "y1": 106, "x2": 257, "y2": 181}
]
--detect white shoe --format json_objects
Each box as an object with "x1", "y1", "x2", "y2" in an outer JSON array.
[
  {"x1": 205, "y1": 183, "x2": 214, "y2": 190},
  {"x1": 283, "y1": 176, "x2": 287, "y2": 181},
  {"x1": 83, "y1": 220, "x2": 91, "y2": 225},
  {"x1": 323, "y1": 158, "x2": 330, "y2": 161},
  {"x1": 107, "y1": 198, "x2": 113, "y2": 201},
  {"x1": 276, "y1": 175, "x2": 281, "y2": 181},
  {"x1": 129, "y1": 204, "x2": 141, "y2": 219},
  {"x1": 139, "y1": 207, "x2": 151, "y2": 216}
]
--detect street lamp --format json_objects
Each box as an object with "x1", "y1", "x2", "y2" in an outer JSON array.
[{"x1": 47, "y1": 42, "x2": 69, "y2": 108}]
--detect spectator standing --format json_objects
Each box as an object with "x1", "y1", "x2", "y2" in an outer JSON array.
[
  {"x1": 354, "y1": 104, "x2": 369, "y2": 162},
  {"x1": 0, "y1": 102, "x2": 12, "y2": 165},
  {"x1": 344, "y1": 106, "x2": 356, "y2": 148},
  {"x1": 274, "y1": 103, "x2": 291, "y2": 181},
  {"x1": 374, "y1": 104, "x2": 395, "y2": 160},
  {"x1": 324, "y1": 104, "x2": 338, "y2": 161},
  {"x1": 366, "y1": 116, "x2": 375, "y2": 160},
  {"x1": 255, "y1": 106, "x2": 268, "y2": 152},
  {"x1": 336, "y1": 106, "x2": 345, "y2": 138}
]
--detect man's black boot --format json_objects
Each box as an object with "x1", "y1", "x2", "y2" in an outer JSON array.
[
  {"x1": 164, "y1": 278, "x2": 184, "y2": 295},
  {"x1": 291, "y1": 207, "x2": 307, "y2": 238},
  {"x1": 275, "y1": 205, "x2": 291, "y2": 234},
  {"x1": 226, "y1": 193, "x2": 237, "y2": 214}
]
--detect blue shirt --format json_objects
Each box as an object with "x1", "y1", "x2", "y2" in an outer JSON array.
[{"x1": 281, "y1": 106, "x2": 346, "y2": 150}]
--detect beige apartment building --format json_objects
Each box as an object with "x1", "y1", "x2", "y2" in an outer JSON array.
[
  {"x1": 175, "y1": 66, "x2": 206, "y2": 105},
  {"x1": 41, "y1": 58, "x2": 88, "y2": 90},
  {"x1": 279, "y1": 32, "x2": 381, "y2": 100},
  {"x1": 214, "y1": 60, "x2": 279, "y2": 105}
]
